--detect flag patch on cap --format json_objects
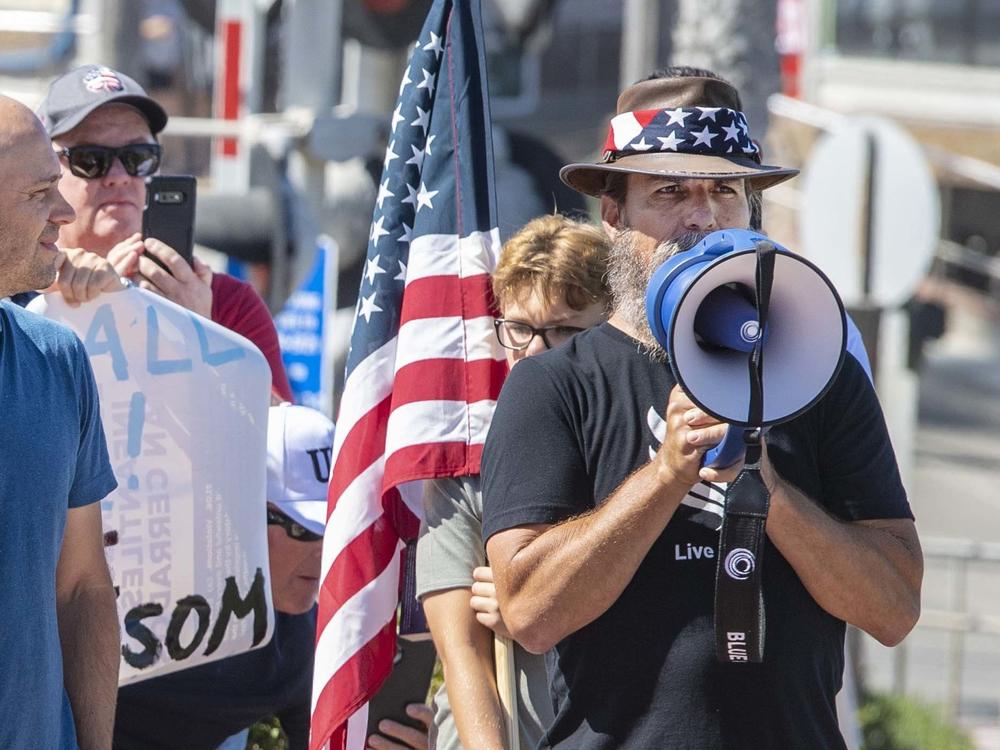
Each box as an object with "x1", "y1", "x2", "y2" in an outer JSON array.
[{"x1": 83, "y1": 67, "x2": 124, "y2": 94}]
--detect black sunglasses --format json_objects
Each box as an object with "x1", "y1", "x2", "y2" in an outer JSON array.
[
  {"x1": 57, "y1": 143, "x2": 162, "y2": 179},
  {"x1": 266, "y1": 507, "x2": 323, "y2": 543},
  {"x1": 494, "y1": 318, "x2": 586, "y2": 351}
]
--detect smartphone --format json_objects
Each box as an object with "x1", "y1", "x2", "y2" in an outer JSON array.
[
  {"x1": 365, "y1": 637, "x2": 437, "y2": 738},
  {"x1": 142, "y1": 175, "x2": 197, "y2": 268}
]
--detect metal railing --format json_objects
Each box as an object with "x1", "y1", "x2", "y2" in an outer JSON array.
[
  {"x1": 0, "y1": 2, "x2": 84, "y2": 74},
  {"x1": 933, "y1": 240, "x2": 1000, "y2": 296},
  {"x1": 890, "y1": 536, "x2": 1000, "y2": 719}
]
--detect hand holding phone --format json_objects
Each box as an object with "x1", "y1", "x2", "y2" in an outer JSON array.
[
  {"x1": 368, "y1": 703, "x2": 433, "y2": 750},
  {"x1": 366, "y1": 638, "x2": 436, "y2": 743},
  {"x1": 132, "y1": 239, "x2": 214, "y2": 319}
]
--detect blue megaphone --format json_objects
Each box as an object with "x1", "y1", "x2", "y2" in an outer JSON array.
[{"x1": 645, "y1": 229, "x2": 848, "y2": 468}]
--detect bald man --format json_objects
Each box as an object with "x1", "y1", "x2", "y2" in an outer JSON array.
[{"x1": 0, "y1": 96, "x2": 120, "y2": 749}]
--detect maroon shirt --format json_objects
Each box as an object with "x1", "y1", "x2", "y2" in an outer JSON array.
[{"x1": 210, "y1": 273, "x2": 292, "y2": 402}]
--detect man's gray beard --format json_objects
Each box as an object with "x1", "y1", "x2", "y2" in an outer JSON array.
[{"x1": 607, "y1": 230, "x2": 707, "y2": 361}]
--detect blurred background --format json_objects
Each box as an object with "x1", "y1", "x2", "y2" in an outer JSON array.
[{"x1": 2, "y1": 1, "x2": 999, "y2": 748}]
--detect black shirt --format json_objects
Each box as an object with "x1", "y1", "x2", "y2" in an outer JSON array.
[
  {"x1": 114, "y1": 608, "x2": 315, "y2": 750},
  {"x1": 482, "y1": 323, "x2": 911, "y2": 750}
]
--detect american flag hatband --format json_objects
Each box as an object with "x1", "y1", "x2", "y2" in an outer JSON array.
[
  {"x1": 602, "y1": 106, "x2": 760, "y2": 162},
  {"x1": 559, "y1": 76, "x2": 799, "y2": 196}
]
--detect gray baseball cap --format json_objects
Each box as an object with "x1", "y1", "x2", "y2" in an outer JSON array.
[{"x1": 38, "y1": 65, "x2": 168, "y2": 138}]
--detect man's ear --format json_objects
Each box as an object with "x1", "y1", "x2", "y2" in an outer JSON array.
[{"x1": 600, "y1": 195, "x2": 621, "y2": 237}]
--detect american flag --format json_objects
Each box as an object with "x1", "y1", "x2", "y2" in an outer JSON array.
[{"x1": 309, "y1": 1, "x2": 504, "y2": 748}]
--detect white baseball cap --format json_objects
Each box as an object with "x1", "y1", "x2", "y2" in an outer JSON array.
[{"x1": 267, "y1": 403, "x2": 335, "y2": 536}]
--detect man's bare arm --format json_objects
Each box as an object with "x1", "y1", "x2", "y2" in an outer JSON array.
[
  {"x1": 486, "y1": 386, "x2": 739, "y2": 653},
  {"x1": 56, "y1": 502, "x2": 119, "y2": 750},
  {"x1": 486, "y1": 466, "x2": 683, "y2": 654},
  {"x1": 764, "y1": 464, "x2": 922, "y2": 646}
]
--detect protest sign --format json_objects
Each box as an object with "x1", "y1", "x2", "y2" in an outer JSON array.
[
  {"x1": 30, "y1": 287, "x2": 274, "y2": 685},
  {"x1": 275, "y1": 235, "x2": 339, "y2": 417}
]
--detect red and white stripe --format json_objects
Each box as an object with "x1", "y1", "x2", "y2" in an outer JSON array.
[{"x1": 310, "y1": 229, "x2": 504, "y2": 750}]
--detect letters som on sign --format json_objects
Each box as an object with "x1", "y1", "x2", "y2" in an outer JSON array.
[{"x1": 121, "y1": 569, "x2": 268, "y2": 669}]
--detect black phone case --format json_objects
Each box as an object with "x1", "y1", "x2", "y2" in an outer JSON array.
[
  {"x1": 142, "y1": 175, "x2": 197, "y2": 268},
  {"x1": 365, "y1": 637, "x2": 437, "y2": 737}
]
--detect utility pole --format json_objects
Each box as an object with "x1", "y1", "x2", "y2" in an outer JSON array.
[
  {"x1": 620, "y1": 0, "x2": 660, "y2": 91},
  {"x1": 78, "y1": 0, "x2": 142, "y2": 73},
  {"x1": 670, "y1": 0, "x2": 779, "y2": 134}
]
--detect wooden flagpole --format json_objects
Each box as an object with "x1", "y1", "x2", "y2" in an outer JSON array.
[{"x1": 494, "y1": 634, "x2": 521, "y2": 749}]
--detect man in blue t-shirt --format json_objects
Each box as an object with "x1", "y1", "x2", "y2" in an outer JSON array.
[{"x1": 0, "y1": 96, "x2": 120, "y2": 748}]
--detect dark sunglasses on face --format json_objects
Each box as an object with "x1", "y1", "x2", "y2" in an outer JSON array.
[
  {"x1": 57, "y1": 143, "x2": 162, "y2": 179},
  {"x1": 266, "y1": 507, "x2": 323, "y2": 543},
  {"x1": 494, "y1": 318, "x2": 586, "y2": 351}
]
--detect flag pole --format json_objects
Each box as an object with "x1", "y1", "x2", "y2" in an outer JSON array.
[{"x1": 494, "y1": 634, "x2": 521, "y2": 750}]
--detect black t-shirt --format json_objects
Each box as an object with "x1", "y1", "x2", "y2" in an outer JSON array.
[
  {"x1": 482, "y1": 323, "x2": 911, "y2": 750},
  {"x1": 114, "y1": 608, "x2": 315, "y2": 750}
]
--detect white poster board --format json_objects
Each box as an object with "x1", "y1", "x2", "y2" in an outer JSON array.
[{"x1": 30, "y1": 287, "x2": 274, "y2": 685}]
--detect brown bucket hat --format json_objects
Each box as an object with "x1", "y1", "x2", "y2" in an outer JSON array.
[{"x1": 560, "y1": 76, "x2": 799, "y2": 196}]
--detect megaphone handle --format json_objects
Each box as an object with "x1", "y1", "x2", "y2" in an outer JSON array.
[{"x1": 703, "y1": 426, "x2": 745, "y2": 469}]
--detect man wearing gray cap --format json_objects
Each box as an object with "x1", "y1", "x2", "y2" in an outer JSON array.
[
  {"x1": 481, "y1": 68, "x2": 922, "y2": 749},
  {"x1": 31, "y1": 64, "x2": 292, "y2": 401}
]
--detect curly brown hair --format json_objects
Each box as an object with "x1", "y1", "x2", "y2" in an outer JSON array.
[{"x1": 492, "y1": 215, "x2": 611, "y2": 314}]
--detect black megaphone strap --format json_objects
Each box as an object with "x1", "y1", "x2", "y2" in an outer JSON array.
[{"x1": 713, "y1": 239, "x2": 775, "y2": 664}]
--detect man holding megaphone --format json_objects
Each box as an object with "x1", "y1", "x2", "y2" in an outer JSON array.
[{"x1": 481, "y1": 67, "x2": 922, "y2": 750}]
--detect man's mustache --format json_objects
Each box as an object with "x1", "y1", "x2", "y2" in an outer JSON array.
[{"x1": 654, "y1": 231, "x2": 709, "y2": 262}]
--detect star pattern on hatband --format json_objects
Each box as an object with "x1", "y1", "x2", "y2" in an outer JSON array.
[
  {"x1": 691, "y1": 126, "x2": 718, "y2": 147},
  {"x1": 657, "y1": 131, "x2": 684, "y2": 151},
  {"x1": 609, "y1": 108, "x2": 760, "y2": 157}
]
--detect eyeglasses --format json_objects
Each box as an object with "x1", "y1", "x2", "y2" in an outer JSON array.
[
  {"x1": 493, "y1": 318, "x2": 586, "y2": 351},
  {"x1": 266, "y1": 508, "x2": 323, "y2": 543},
  {"x1": 57, "y1": 143, "x2": 162, "y2": 179}
]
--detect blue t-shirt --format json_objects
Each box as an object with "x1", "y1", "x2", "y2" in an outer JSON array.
[{"x1": 0, "y1": 301, "x2": 117, "y2": 749}]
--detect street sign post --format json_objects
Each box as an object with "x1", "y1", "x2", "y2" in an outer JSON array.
[
  {"x1": 801, "y1": 116, "x2": 940, "y2": 309},
  {"x1": 800, "y1": 116, "x2": 941, "y2": 488}
]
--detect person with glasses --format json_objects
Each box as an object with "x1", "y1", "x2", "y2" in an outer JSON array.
[
  {"x1": 113, "y1": 403, "x2": 431, "y2": 749},
  {"x1": 31, "y1": 64, "x2": 292, "y2": 401},
  {"x1": 415, "y1": 214, "x2": 610, "y2": 750}
]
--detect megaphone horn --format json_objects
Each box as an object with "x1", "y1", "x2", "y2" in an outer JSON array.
[{"x1": 644, "y1": 229, "x2": 847, "y2": 467}]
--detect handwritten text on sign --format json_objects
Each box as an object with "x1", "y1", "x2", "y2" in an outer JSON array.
[{"x1": 31, "y1": 288, "x2": 274, "y2": 685}]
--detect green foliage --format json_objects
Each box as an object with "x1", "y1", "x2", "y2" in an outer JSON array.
[
  {"x1": 247, "y1": 716, "x2": 288, "y2": 750},
  {"x1": 859, "y1": 692, "x2": 975, "y2": 750},
  {"x1": 430, "y1": 657, "x2": 444, "y2": 696}
]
